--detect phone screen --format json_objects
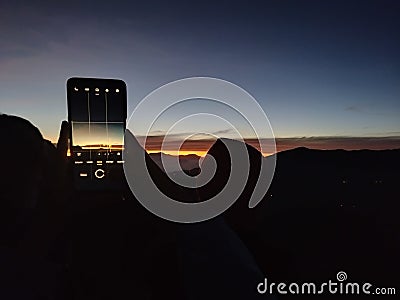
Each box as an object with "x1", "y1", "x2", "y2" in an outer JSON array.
[{"x1": 67, "y1": 78, "x2": 127, "y2": 191}]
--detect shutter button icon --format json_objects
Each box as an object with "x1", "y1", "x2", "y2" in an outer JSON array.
[{"x1": 95, "y1": 168, "x2": 105, "y2": 179}]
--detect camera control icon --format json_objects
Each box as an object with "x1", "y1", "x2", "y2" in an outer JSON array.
[{"x1": 94, "y1": 168, "x2": 105, "y2": 179}]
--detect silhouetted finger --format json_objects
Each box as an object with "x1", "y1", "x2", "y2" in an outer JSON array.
[{"x1": 57, "y1": 120, "x2": 69, "y2": 159}]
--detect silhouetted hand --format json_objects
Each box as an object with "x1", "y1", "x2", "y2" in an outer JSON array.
[{"x1": 57, "y1": 120, "x2": 70, "y2": 161}]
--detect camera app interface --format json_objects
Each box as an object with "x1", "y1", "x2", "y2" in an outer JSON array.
[{"x1": 69, "y1": 83, "x2": 125, "y2": 189}]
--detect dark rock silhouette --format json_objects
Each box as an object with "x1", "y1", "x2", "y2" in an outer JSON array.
[{"x1": 181, "y1": 139, "x2": 400, "y2": 299}]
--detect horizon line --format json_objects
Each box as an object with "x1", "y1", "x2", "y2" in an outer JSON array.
[{"x1": 51, "y1": 135, "x2": 400, "y2": 157}]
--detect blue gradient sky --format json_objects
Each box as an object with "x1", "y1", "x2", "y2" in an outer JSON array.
[{"x1": 1, "y1": 0, "x2": 399, "y2": 150}]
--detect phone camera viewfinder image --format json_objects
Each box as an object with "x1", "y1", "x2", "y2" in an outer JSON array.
[{"x1": 67, "y1": 78, "x2": 127, "y2": 191}]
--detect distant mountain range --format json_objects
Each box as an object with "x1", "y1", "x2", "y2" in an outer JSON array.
[
  {"x1": 148, "y1": 152, "x2": 200, "y2": 173},
  {"x1": 148, "y1": 146, "x2": 400, "y2": 175}
]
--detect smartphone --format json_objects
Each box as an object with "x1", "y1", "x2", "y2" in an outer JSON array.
[{"x1": 67, "y1": 77, "x2": 127, "y2": 191}]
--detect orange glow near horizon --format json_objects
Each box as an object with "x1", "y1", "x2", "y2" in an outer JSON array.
[
  {"x1": 145, "y1": 150, "x2": 274, "y2": 157},
  {"x1": 80, "y1": 145, "x2": 124, "y2": 150},
  {"x1": 146, "y1": 149, "x2": 208, "y2": 157},
  {"x1": 57, "y1": 135, "x2": 400, "y2": 158}
]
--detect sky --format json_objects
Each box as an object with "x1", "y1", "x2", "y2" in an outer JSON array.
[{"x1": 1, "y1": 0, "x2": 399, "y2": 154}]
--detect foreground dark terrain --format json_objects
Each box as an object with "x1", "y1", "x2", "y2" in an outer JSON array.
[
  {"x1": 240, "y1": 147, "x2": 400, "y2": 298},
  {"x1": 16, "y1": 142, "x2": 399, "y2": 299}
]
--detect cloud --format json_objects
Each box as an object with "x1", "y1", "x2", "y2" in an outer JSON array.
[
  {"x1": 212, "y1": 128, "x2": 233, "y2": 135},
  {"x1": 345, "y1": 105, "x2": 360, "y2": 111},
  {"x1": 137, "y1": 134, "x2": 216, "y2": 152}
]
